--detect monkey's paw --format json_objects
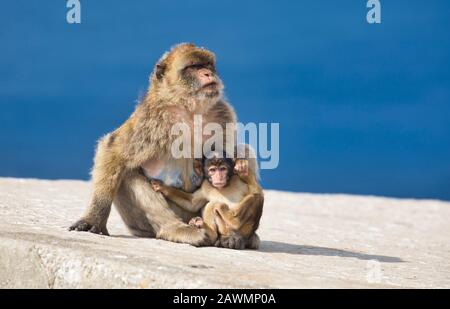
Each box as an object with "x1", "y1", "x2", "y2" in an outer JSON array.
[
  {"x1": 188, "y1": 227, "x2": 212, "y2": 247},
  {"x1": 68, "y1": 219, "x2": 109, "y2": 236},
  {"x1": 150, "y1": 179, "x2": 163, "y2": 192},
  {"x1": 215, "y1": 233, "x2": 245, "y2": 250},
  {"x1": 234, "y1": 159, "x2": 249, "y2": 178},
  {"x1": 188, "y1": 217, "x2": 204, "y2": 229}
]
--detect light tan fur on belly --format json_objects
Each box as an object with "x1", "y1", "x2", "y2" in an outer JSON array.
[{"x1": 201, "y1": 175, "x2": 248, "y2": 209}]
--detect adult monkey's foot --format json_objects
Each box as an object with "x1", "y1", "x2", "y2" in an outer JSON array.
[{"x1": 68, "y1": 218, "x2": 110, "y2": 236}]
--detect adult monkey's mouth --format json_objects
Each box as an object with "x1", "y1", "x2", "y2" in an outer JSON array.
[{"x1": 202, "y1": 81, "x2": 218, "y2": 89}]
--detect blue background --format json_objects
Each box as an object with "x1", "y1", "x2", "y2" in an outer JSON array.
[{"x1": 1, "y1": 1, "x2": 449, "y2": 200}]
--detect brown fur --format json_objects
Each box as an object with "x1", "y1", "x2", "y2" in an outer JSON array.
[
  {"x1": 69, "y1": 43, "x2": 248, "y2": 247},
  {"x1": 151, "y1": 161, "x2": 264, "y2": 250}
]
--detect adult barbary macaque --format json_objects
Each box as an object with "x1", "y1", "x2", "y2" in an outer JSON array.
[
  {"x1": 150, "y1": 151, "x2": 264, "y2": 250},
  {"x1": 69, "y1": 43, "x2": 250, "y2": 247}
]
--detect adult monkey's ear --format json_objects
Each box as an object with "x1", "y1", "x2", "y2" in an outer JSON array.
[{"x1": 155, "y1": 62, "x2": 167, "y2": 80}]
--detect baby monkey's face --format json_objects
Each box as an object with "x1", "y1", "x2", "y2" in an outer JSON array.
[
  {"x1": 195, "y1": 157, "x2": 234, "y2": 189},
  {"x1": 207, "y1": 164, "x2": 230, "y2": 189}
]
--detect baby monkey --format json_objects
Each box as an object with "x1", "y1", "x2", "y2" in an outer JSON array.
[{"x1": 150, "y1": 152, "x2": 264, "y2": 249}]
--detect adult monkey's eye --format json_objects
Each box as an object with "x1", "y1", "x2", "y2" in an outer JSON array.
[
  {"x1": 206, "y1": 62, "x2": 215, "y2": 71},
  {"x1": 186, "y1": 63, "x2": 203, "y2": 70}
]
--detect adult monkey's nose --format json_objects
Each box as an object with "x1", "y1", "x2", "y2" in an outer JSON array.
[
  {"x1": 199, "y1": 68, "x2": 212, "y2": 77},
  {"x1": 198, "y1": 68, "x2": 214, "y2": 85}
]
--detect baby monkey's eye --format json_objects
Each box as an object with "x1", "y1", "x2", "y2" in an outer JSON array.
[
  {"x1": 219, "y1": 166, "x2": 228, "y2": 172},
  {"x1": 208, "y1": 167, "x2": 217, "y2": 175}
]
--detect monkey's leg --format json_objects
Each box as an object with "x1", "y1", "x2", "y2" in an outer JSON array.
[
  {"x1": 213, "y1": 203, "x2": 240, "y2": 231},
  {"x1": 213, "y1": 196, "x2": 263, "y2": 250},
  {"x1": 206, "y1": 203, "x2": 245, "y2": 250},
  {"x1": 114, "y1": 172, "x2": 156, "y2": 238},
  {"x1": 200, "y1": 202, "x2": 221, "y2": 244},
  {"x1": 116, "y1": 171, "x2": 210, "y2": 247},
  {"x1": 214, "y1": 194, "x2": 262, "y2": 232},
  {"x1": 69, "y1": 134, "x2": 124, "y2": 235}
]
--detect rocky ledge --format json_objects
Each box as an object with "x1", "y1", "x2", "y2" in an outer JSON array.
[{"x1": 0, "y1": 178, "x2": 449, "y2": 288}]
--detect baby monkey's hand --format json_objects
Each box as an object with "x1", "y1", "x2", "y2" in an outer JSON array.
[
  {"x1": 188, "y1": 216, "x2": 204, "y2": 229},
  {"x1": 234, "y1": 159, "x2": 249, "y2": 179},
  {"x1": 150, "y1": 179, "x2": 164, "y2": 192}
]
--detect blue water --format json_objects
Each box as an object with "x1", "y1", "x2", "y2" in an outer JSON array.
[{"x1": 1, "y1": 1, "x2": 449, "y2": 200}]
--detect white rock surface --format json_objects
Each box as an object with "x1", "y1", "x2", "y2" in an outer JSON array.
[{"x1": 0, "y1": 177, "x2": 449, "y2": 288}]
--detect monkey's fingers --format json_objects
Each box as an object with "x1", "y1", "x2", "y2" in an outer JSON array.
[
  {"x1": 234, "y1": 159, "x2": 249, "y2": 177},
  {"x1": 68, "y1": 219, "x2": 109, "y2": 236},
  {"x1": 150, "y1": 179, "x2": 164, "y2": 192},
  {"x1": 88, "y1": 225, "x2": 110, "y2": 236},
  {"x1": 188, "y1": 217, "x2": 204, "y2": 229},
  {"x1": 68, "y1": 220, "x2": 90, "y2": 232}
]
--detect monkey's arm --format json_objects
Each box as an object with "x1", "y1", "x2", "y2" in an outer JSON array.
[
  {"x1": 69, "y1": 133, "x2": 125, "y2": 235},
  {"x1": 164, "y1": 187, "x2": 208, "y2": 213},
  {"x1": 154, "y1": 181, "x2": 207, "y2": 213},
  {"x1": 234, "y1": 192, "x2": 264, "y2": 222},
  {"x1": 237, "y1": 166, "x2": 262, "y2": 195}
]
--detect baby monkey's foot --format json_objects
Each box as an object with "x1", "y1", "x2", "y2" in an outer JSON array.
[
  {"x1": 189, "y1": 217, "x2": 204, "y2": 229},
  {"x1": 150, "y1": 179, "x2": 163, "y2": 192}
]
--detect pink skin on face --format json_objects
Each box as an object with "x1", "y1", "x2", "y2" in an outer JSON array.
[
  {"x1": 209, "y1": 166, "x2": 228, "y2": 189},
  {"x1": 196, "y1": 68, "x2": 215, "y2": 87}
]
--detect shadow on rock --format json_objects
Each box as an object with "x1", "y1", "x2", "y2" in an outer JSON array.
[{"x1": 259, "y1": 240, "x2": 404, "y2": 263}]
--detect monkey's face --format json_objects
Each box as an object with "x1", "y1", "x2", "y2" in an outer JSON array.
[
  {"x1": 180, "y1": 62, "x2": 221, "y2": 97},
  {"x1": 152, "y1": 43, "x2": 224, "y2": 99},
  {"x1": 204, "y1": 156, "x2": 234, "y2": 189},
  {"x1": 207, "y1": 164, "x2": 231, "y2": 189}
]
